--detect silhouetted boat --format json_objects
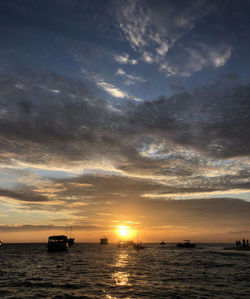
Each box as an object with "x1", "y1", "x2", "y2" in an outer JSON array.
[
  {"x1": 134, "y1": 241, "x2": 145, "y2": 250},
  {"x1": 117, "y1": 241, "x2": 128, "y2": 248},
  {"x1": 126, "y1": 240, "x2": 135, "y2": 246},
  {"x1": 47, "y1": 235, "x2": 75, "y2": 251},
  {"x1": 224, "y1": 244, "x2": 250, "y2": 251},
  {"x1": 176, "y1": 240, "x2": 196, "y2": 248},
  {"x1": 68, "y1": 237, "x2": 75, "y2": 248},
  {"x1": 67, "y1": 226, "x2": 75, "y2": 248},
  {"x1": 117, "y1": 240, "x2": 135, "y2": 248},
  {"x1": 160, "y1": 241, "x2": 166, "y2": 245},
  {"x1": 100, "y1": 237, "x2": 108, "y2": 245}
]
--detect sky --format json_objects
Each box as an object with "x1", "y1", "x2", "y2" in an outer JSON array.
[{"x1": 0, "y1": 0, "x2": 250, "y2": 243}]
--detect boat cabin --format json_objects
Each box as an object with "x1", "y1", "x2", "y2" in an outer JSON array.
[
  {"x1": 100, "y1": 238, "x2": 108, "y2": 245},
  {"x1": 176, "y1": 240, "x2": 196, "y2": 248},
  {"x1": 47, "y1": 235, "x2": 68, "y2": 251}
]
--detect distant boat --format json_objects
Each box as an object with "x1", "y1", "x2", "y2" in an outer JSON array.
[
  {"x1": 176, "y1": 240, "x2": 196, "y2": 248},
  {"x1": 224, "y1": 245, "x2": 250, "y2": 251},
  {"x1": 126, "y1": 240, "x2": 135, "y2": 246},
  {"x1": 47, "y1": 235, "x2": 75, "y2": 252},
  {"x1": 67, "y1": 226, "x2": 75, "y2": 248},
  {"x1": 117, "y1": 241, "x2": 128, "y2": 248},
  {"x1": 160, "y1": 241, "x2": 166, "y2": 245},
  {"x1": 100, "y1": 237, "x2": 108, "y2": 245},
  {"x1": 117, "y1": 240, "x2": 135, "y2": 248},
  {"x1": 134, "y1": 241, "x2": 145, "y2": 250},
  {"x1": 68, "y1": 237, "x2": 75, "y2": 248},
  {"x1": 224, "y1": 240, "x2": 250, "y2": 251}
]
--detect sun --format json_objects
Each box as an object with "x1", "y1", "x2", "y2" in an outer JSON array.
[{"x1": 117, "y1": 226, "x2": 131, "y2": 238}]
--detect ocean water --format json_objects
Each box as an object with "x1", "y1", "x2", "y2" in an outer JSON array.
[{"x1": 0, "y1": 243, "x2": 250, "y2": 298}]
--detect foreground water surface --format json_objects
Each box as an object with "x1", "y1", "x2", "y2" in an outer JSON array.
[{"x1": 0, "y1": 243, "x2": 250, "y2": 298}]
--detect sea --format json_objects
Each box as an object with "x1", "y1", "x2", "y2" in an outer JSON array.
[{"x1": 0, "y1": 243, "x2": 250, "y2": 298}]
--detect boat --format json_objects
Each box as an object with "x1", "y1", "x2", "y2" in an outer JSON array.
[
  {"x1": 176, "y1": 240, "x2": 196, "y2": 248},
  {"x1": 224, "y1": 240, "x2": 250, "y2": 251},
  {"x1": 117, "y1": 241, "x2": 128, "y2": 248},
  {"x1": 67, "y1": 226, "x2": 75, "y2": 248},
  {"x1": 224, "y1": 245, "x2": 250, "y2": 251},
  {"x1": 47, "y1": 235, "x2": 75, "y2": 252},
  {"x1": 126, "y1": 240, "x2": 135, "y2": 246},
  {"x1": 134, "y1": 241, "x2": 145, "y2": 250},
  {"x1": 160, "y1": 241, "x2": 166, "y2": 245},
  {"x1": 100, "y1": 237, "x2": 108, "y2": 245},
  {"x1": 117, "y1": 240, "x2": 135, "y2": 248},
  {"x1": 67, "y1": 237, "x2": 75, "y2": 248}
]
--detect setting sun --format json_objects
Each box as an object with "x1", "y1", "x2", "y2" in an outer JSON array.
[{"x1": 117, "y1": 226, "x2": 131, "y2": 238}]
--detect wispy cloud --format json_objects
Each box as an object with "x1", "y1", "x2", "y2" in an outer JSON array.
[
  {"x1": 97, "y1": 80, "x2": 128, "y2": 98},
  {"x1": 114, "y1": 53, "x2": 138, "y2": 65},
  {"x1": 115, "y1": 0, "x2": 231, "y2": 76},
  {"x1": 116, "y1": 68, "x2": 145, "y2": 85},
  {"x1": 96, "y1": 78, "x2": 143, "y2": 101},
  {"x1": 162, "y1": 44, "x2": 232, "y2": 76}
]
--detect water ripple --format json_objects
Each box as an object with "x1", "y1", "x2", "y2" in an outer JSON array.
[{"x1": 1, "y1": 243, "x2": 250, "y2": 298}]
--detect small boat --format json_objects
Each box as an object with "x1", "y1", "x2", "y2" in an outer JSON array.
[
  {"x1": 224, "y1": 245, "x2": 250, "y2": 251},
  {"x1": 134, "y1": 242, "x2": 145, "y2": 250},
  {"x1": 100, "y1": 237, "x2": 108, "y2": 245},
  {"x1": 68, "y1": 237, "x2": 75, "y2": 248},
  {"x1": 67, "y1": 226, "x2": 75, "y2": 248},
  {"x1": 47, "y1": 235, "x2": 75, "y2": 252},
  {"x1": 117, "y1": 240, "x2": 135, "y2": 248},
  {"x1": 224, "y1": 242, "x2": 250, "y2": 251},
  {"x1": 160, "y1": 241, "x2": 166, "y2": 245},
  {"x1": 117, "y1": 241, "x2": 128, "y2": 248},
  {"x1": 126, "y1": 240, "x2": 135, "y2": 246},
  {"x1": 176, "y1": 240, "x2": 196, "y2": 248}
]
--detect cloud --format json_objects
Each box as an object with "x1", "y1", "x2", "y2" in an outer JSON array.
[
  {"x1": 83, "y1": 72, "x2": 143, "y2": 102},
  {"x1": 97, "y1": 80, "x2": 128, "y2": 98},
  {"x1": 1, "y1": 196, "x2": 250, "y2": 234},
  {"x1": 0, "y1": 0, "x2": 249, "y2": 242},
  {"x1": 114, "y1": 53, "x2": 137, "y2": 65},
  {"x1": 0, "y1": 69, "x2": 250, "y2": 210},
  {"x1": 132, "y1": 82, "x2": 250, "y2": 159},
  {"x1": 162, "y1": 44, "x2": 232, "y2": 76},
  {"x1": 114, "y1": 0, "x2": 231, "y2": 76},
  {"x1": 116, "y1": 68, "x2": 145, "y2": 85},
  {"x1": 17, "y1": 170, "x2": 250, "y2": 211},
  {"x1": 0, "y1": 224, "x2": 100, "y2": 232},
  {"x1": 96, "y1": 79, "x2": 142, "y2": 101}
]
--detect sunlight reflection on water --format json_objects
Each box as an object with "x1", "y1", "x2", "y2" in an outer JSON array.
[
  {"x1": 112, "y1": 271, "x2": 131, "y2": 286},
  {"x1": 115, "y1": 252, "x2": 128, "y2": 267},
  {"x1": 112, "y1": 251, "x2": 131, "y2": 286},
  {"x1": 1, "y1": 244, "x2": 250, "y2": 298},
  {"x1": 106, "y1": 295, "x2": 130, "y2": 299}
]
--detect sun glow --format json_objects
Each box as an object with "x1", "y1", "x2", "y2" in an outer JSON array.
[{"x1": 117, "y1": 226, "x2": 131, "y2": 238}]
